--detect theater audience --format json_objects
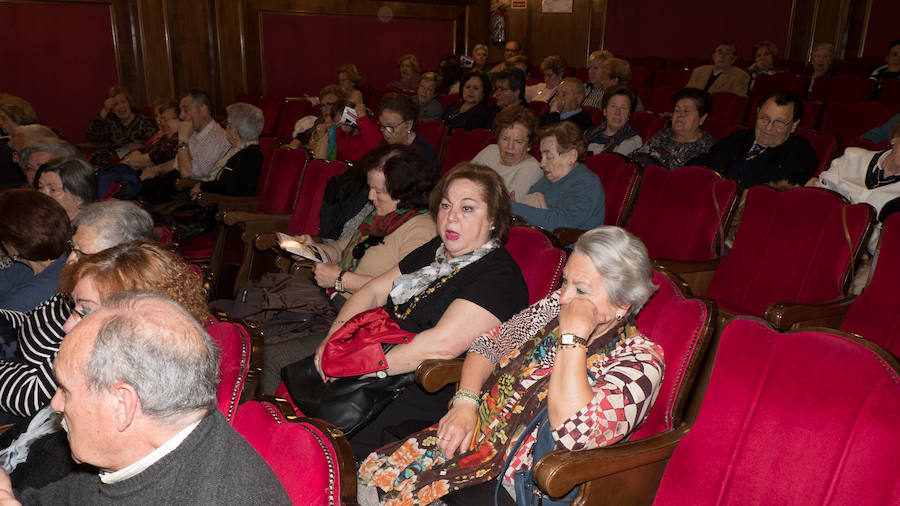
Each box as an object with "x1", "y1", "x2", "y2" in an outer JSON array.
[
  {"x1": 540, "y1": 77, "x2": 592, "y2": 131},
  {"x1": 525, "y1": 55, "x2": 567, "y2": 102},
  {"x1": 0, "y1": 190, "x2": 70, "y2": 312},
  {"x1": 387, "y1": 54, "x2": 420, "y2": 92},
  {"x1": 472, "y1": 105, "x2": 543, "y2": 200},
  {"x1": 17, "y1": 138, "x2": 80, "y2": 187},
  {"x1": 35, "y1": 158, "x2": 97, "y2": 220},
  {"x1": 585, "y1": 85, "x2": 642, "y2": 155},
  {"x1": 491, "y1": 68, "x2": 528, "y2": 108},
  {"x1": 583, "y1": 50, "x2": 613, "y2": 109},
  {"x1": 280, "y1": 164, "x2": 528, "y2": 457},
  {"x1": 173, "y1": 89, "x2": 231, "y2": 180},
  {"x1": 686, "y1": 42, "x2": 750, "y2": 97},
  {"x1": 359, "y1": 227, "x2": 663, "y2": 505},
  {"x1": 809, "y1": 121, "x2": 900, "y2": 251},
  {"x1": 690, "y1": 90, "x2": 817, "y2": 188},
  {"x1": 442, "y1": 70, "x2": 496, "y2": 131},
  {"x1": 416, "y1": 72, "x2": 443, "y2": 122},
  {"x1": 511, "y1": 121, "x2": 606, "y2": 231},
  {"x1": 870, "y1": 39, "x2": 900, "y2": 98},
  {"x1": 0, "y1": 291, "x2": 289, "y2": 504},
  {"x1": 337, "y1": 63, "x2": 365, "y2": 108},
  {"x1": 190, "y1": 102, "x2": 264, "y2": 198},
  {"x1": 633, "y1": 88, "x2": 716, "y2": 169},
  {"x1": 86, "y1": 85, "x2": 156, "y2": 165},
  {"x1": 746, "y1": 41, "x2": 786, "y2": 91}
]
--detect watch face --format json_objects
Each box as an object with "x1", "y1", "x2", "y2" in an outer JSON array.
[{"x1": 560, "y1": 333, "x2": 585, "y2": 345}]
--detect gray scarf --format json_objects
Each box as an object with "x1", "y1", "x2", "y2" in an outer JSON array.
[{"x1": 389, "y1": 238, "x2": 500, "y2": 304}]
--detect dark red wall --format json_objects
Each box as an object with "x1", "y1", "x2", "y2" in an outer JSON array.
[
  {"x1": 605, "y1": 0, "x2": 793, "y2": 60},
  {"x1": 0, "y1": 2, "x2": 118, "y2": 143},
  {"x1": 261, "y1": 12, "x2": 454, "y2": 97},
  {"x1": 864, "y1": 0, "x2": 900, "y2": 58}
]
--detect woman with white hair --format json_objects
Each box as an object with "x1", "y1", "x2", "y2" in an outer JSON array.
[
  {"x1": 190, "y1": 102, "x2": 264, "y2": 198},
  {"x1": 358, "y1": 226, "x2": 665, "y2": 505}
]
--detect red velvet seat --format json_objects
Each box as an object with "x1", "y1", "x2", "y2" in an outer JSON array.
[
  {"x1": 528, "y1": 101, "x2": 550, "y2": 117},
  {"x1": 232, "y1": 398, "x2": 356, "y2": 505},
  {"x1": 256, "y1": 95, "x2": 283, "y2": 137},
  {"x1": 709, "y1": 92, "x2": 748, "y2": 125},
  {"x1": 706, "y1": 186, "x2": 872, "y2": 319},
  {"x1": 582, "y1": 153, "x2": 641, "y2": 227},
  {"x1": 652, "y1": 68, "x2": 691, "y2": 89},
  {"x1": 629, "y1": 56, "x2": 667, "y2": 71},
  {"x1": 666, "y1": 57, "x2": 705, "y2": 71},
  {"x1": 639, "y1": 86, "x2": 677, "y2": 115},
  {"x1": 154, "y1": 226, "x2": 173, "y2": 244},
  {"x1": 630, "y1": 65, "x2": 652, "y2": 88},
  {"x1": 437, "y1": 93, "x2": 459, "y2": 109},
  {"x1": 504, "y1": 225, "x2": 566, "y2": 304},
  {"x1": 794, "y1": 127, "x2": 836, "y2": 176},
  {"x1": 810, "y1": 73, "x2": 877, "y2": 104},
  {"x1": 750, "y1": 72, "x2": 808, "y2": 102},
  {"x1": 285, "y1": 159, "x2": 349, "y2": 235},
  {"x1": 880, "y1": 78, "x2": 900, "y2": 107},
  {"x1": 845, "y1": 137, "x2": 891, "y2": 151},
  {"x1": 206, "y1": 319, "x2": 262, "y2": 422},
  {"x1": 255, "y1": 137, "x2": 277, "y2": 196},
  {"x1": 629, "y1": 111, "x2": 667, "y2": 142},
  {"x1": 574, "y1": 67, "x2": 588, "y2": 83},
  {"x1": 273, "y1": 98, "x2": 311, "y2": 140},
  {"x1": 701, "y1": 117, "x2": 741, "y2": 141},
  {"x1": 582, "y1": 105, "x2": 604, "y2": 126},
  {"x1": 415, "y1": 120, "x2": 448, "y2": 160},
  {"x1": 651, "y1": 317, "x2": 900, "y2": 505},
  {"x1": 440, "y1": 128, "x2": 493, "y2": 175},
  {"x1": 820, "y1": 101, "x2": 899, "y2": 144},
  {"x1": 625, "y1": 165, "x2": 738, "y2": 261}
]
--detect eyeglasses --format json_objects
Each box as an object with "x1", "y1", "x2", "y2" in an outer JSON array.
[
  {"x1": 379, "y1": 122, "x2": 407, "y2": 134},
  {"x1": 67, "y1": 240, "x2": 88, "y2": 259},
  {"x1": 757, "y1": 116, "x2": 791, "y2": 130}
]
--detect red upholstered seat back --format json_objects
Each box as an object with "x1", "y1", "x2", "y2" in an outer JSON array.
[
  {"x1": 440, "y1": 128, "x2": 493, "y2": 175},
  {"x1": 795, "y1": 127, "x2": 836, "y2": 177},
  {"x1": 416, "y1": 120, "x2": 448, "y2": 158},
  {"x1": 274, "y1": 99, "x2": 311, "y2": 140},
  {"x1": 842, "y1": 214, "x2": 900, "y2": 356},
  {"x1": 236, "y1": 93, "x2": 260, "y2": 106},
  {"x1": 255, "y1": 147, "x2": 308, "y2": 215},
  {"x1": 653, "y1": 68, "x2": 691, "y2": 89},
  {"x1": 710, "y1": 92, "x2": 749, "y2": 125},
  {"x1": 706, "y1": 186, "x2": 872, "y2": 317},
  {"x1": 654, "y1": 318, "x2": 900, "y2": 505},
  {"x1": 820, "y1": 101, "x2": 899, "y2": 144},
  {"x1": 205, "y1": 321, "x2": 255, "y2": 422},
  {"x1": 583, "y1": 153, "x2": 640, "y2": 227},
  {"x1": 528, "y1": 101, "x2": 549, "y2": 116},
  {"x1": 626, "y1": 165, "x2": 737, "y2": 261},
  {"x1": 285, "y1": 159, "x2": 348, "y2": 235},
  {"x1": 750, "y1": 72, "x2": 809, "y2": 103},
  {"x1": 639, "y1": 86, "x2": 677, "y2": 115},
  {"x1": 632, "y1": 270, "x2": 712, "y2": 438},
  {"x1": 880, "y1": 78, "x2": 900, "y2": 107},
  {"x1": 255, "y1": 137, "x2": 278, "y2": 196},
  {"x1": 257, "y1": 96, "x2": 283, "y2": 137},
  {"x1": 810, "y1": 73, "x2": 877, "y2": 104},
  {"x1": 504, "y1": 226, "x2": 566, "y2": 304},
  {"x1": 581, "y1": 106, "x2": 604, "y2": 126},
  {"x1": 701, "y1": 117, "x2": 741, "y2": 141},
  {"x1": 232, "y1": 400, "x2": 345, "y2": 505},
  {"x1": 629, "y1": 110, "x2": 666, "y2": 141}
]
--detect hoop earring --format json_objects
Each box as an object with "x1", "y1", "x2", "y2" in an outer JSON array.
[{"x1": 615, "y1": 314, "x2": 623, "y2": 321}]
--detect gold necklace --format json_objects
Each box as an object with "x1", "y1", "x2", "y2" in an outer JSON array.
[{"x1": 392, "y1": 268, "x2": 461, "y2": 320}]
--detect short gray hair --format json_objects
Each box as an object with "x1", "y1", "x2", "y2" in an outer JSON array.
[
  {"x1": 573, "y1": 227, "x2": 656, "y2": 320},
  {"x1": 562, "y1": 77, "x2": 586, "y2": 100},
  {"x1": 19, "y1": 138, "x2": 79, "y2": 166},
  {"x1": 84, "y1": 292, "x2": 219, "y2": 419},
  {"x1": 73, "y1": 201, "x2": 156, "y2": 251},
  {"x1": 226, "y1": 102, "x2": 264, "y2": 142}
]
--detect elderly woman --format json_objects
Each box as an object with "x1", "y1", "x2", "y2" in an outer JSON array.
[
  {"x1": 259, "y1": 144, "x2": 437, "y2": 391},
  {"x1": 280, "y1": 164, "x2": 529, "y2": 454},
  {"x1": 337, "y1": 63, "x2": 365, "y2": 107},
  {"x1": 35, "y1": 158, "x2": 97, "y2": 220},
  {"x1": 633, "y1": 88, "x2": 716, "y2": 169},
  {"x1": 747, "y1": 41, "x2": 786, "y2": 91},
  {"x1": 416, "y1": 72, "x2": 443, "y2": 122},
  {"x1": 0, "y1": 190, "x2": 70, "y2": 312},
  {"x1": 585, "y1": 85, "x2": 642, "y2": 156},
  {"x1": 472, "y1": 43, "x2": 490, "y2": 73},
  {"x1": 374, "y1": 94, "x2": 438, "y2": 163},
  {"x1": 807, "y1": 42, "x2": 837, "y2": 91},
  {"x1": 189, "y1": 102, "x2": 264, "y2": 198},
  {"x1": 808, "y1": 121, "x2": 900, "y2": 252},
  {"x1": 0, "y1": 94, "x2": 36, "y2": 137},
  {"x1": 526, "y1": 55, "x2": 567, "y2": 103},
  {"x1": 359, "y1": 226, "x2": 664, "y2": 505},
  {"x1": 86, "y1": 85, "x2": 156, "y2": 165},
  {"x1": 511, "y1": 121, "x2": 606, "y2": 231},
  {"x1": 289, "y1": 84, "x2": 347, "y2": 149},
  {"x1": 387, "y1": 54, "x2": 420, "y2": 92},
  {"x1": 472, "y1": 104, "x2": 543, "y2": 200},
  {"x1": 583, "y1": 50, "x2": 614, "y2": 109},
  {"x1": 120, "y1": 101, "x2": 179, "y2": 169},
  {"x1": 870, "y1": 40, "x2": 900, "y2": 99},
  {"x1": 442, "y1": 70, "x2": 496, "y2": 131}
]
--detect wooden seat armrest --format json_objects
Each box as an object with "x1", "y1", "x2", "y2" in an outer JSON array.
[
  {"x1": 198, "y1": 192, "x2": 260, "y2": 211},
  {"x1": 415, "y1": 358, "x2": 465, "y2": 393},
  {"x1": 553, "y1": 228, "x2": 586, "y2": 246},
  {"x1": 255, "y1": 232, "x2": 279, "y2": 251},
  {"x1": 220, "y1": 211, "x2": 290, "y2": 226},
  {"x1": 242, "y1": 218, "x2": 292, "y2": 243},
  {"x1": 654, "y1": 258, "x2": 721, "y2": 295},
  {"x1": 175, "y1": 177, "x2": 201, "y2": 190},
  {"x1": 764, "y1": 296, "x2": 856, "y2": 331},
  {"x1": 533, "y1": 424, "x2": 689, "y2": 498}
]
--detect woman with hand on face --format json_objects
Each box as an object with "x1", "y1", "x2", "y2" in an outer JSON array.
[
  {"x1": 442, "y1": 70, "x2": 496, "y2": 131},
  {"x1": 633, "y1": 87, "x2": 716, "y2": 169},
  {"x1": 280, "y1": 164, "x2": 529, "y2": 456},
  {"x1": 86, "y1": 85, "x2": 157, "y2": 165},
  {"x1": 525, "y1": 55, "x2": 567, "y2": 103},
  {"x1": 359, "y1": 227, "x2": 663, "y2": 506},
  {"x1": 512, "y1": 121, "x2": 606, "y2": 231},
  {"x1": 585, "y1": 85, "x2": 642, "y2": 156},
  {"x1": 472, "y1": 104, "x2": 543, "y2": 201}
]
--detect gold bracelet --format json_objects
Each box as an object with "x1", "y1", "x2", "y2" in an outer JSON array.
[{"x1": 556, "y1": 343, "x2": 587, "y2": 352}]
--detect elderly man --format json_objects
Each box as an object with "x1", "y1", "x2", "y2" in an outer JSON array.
[
  {"x1": 0, "y1": 201, "x2": 157, "y2": 421},
  {"x1": 690, "y1": 90, "x2": 817, "y2": 188},
  {"x1": 492, "y1": 68, "x2": 528, "y2": 108},
  {"x1": 490, "y1": 40, "x2": 524, "y2": 73},
  {"x1": 17, "y1": 139, "x2": 80, "y2": 187},
  {"x1": 172, "y1": 89, "x2": 230, "y2": 181},
  {"x1": 0, "y1": 292, "x2": 289, "y2": 504},
  {"x1": 686, "y1": 42, "x2": 750, "y2": 97},
  {"x1": 539, "y1": 78, "x2": 593, "y2": 131}
]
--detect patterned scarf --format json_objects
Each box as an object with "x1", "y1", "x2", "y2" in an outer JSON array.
[
  {"x1": 336, "y1": 208, "x2": 427, "y2": 271},
  {"x1": 389, "y1": 238, "x2": 500, "y2": 304},
  {"x1": 587, "y1": 122, "x2": 639, "y2": 151}
]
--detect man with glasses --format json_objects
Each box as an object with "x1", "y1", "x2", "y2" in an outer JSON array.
[
  {"x1": 691, "y1": 90, "x2": 817, "y2": 188},
  {"x1": 491, "y1": 68, "x2": 528, "y2": 108}
]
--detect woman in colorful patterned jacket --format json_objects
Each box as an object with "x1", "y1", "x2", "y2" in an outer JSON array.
[{"x1": 358, "y1": 226, "x2": 665, "y2": 505}]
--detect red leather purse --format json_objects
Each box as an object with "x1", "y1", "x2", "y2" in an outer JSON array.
[{"x1": 320, "y1": 307, "x2": 415, "y2": 377}]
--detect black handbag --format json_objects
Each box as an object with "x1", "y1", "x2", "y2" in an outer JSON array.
[{"x1": 280, "y1": 351, "x2": 414, "y2": 437}]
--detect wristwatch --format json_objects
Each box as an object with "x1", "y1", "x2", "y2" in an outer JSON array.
[
  {"x1": 334, "y1": 270, "x2": 347, "y2": 292},
  {"x1": 558, "y1": 333, "x2": 588, "y2": 346},
  {"x1": 177, "y1": 141, "x2": 188, "y2": 149}
]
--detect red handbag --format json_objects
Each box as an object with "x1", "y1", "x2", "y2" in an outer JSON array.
[{"x1": 320, "y1": 307, "x2": 415, "y2": 377}]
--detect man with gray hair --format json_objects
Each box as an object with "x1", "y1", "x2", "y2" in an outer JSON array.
[
  {"x1": 540, "y1": 77, "x2": 593, "y2": 131},
  {"x1": 0, "y1": 292, "x2": 289, "y2": 504},
  {"x1": 18, "y1": 139, "x2": 80, "y2": 187}
]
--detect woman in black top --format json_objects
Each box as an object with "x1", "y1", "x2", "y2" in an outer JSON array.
[
  {"x1": 190, "y1": 102, "x2": 264, "y2": 198},
  {"x1": 442, "y1": 70, "x2": 497, "y2": 131}
]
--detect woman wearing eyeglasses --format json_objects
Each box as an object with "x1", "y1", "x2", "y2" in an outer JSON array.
[{"x1": 373, "y1": 94, "x2": 438, "y2": 164}]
